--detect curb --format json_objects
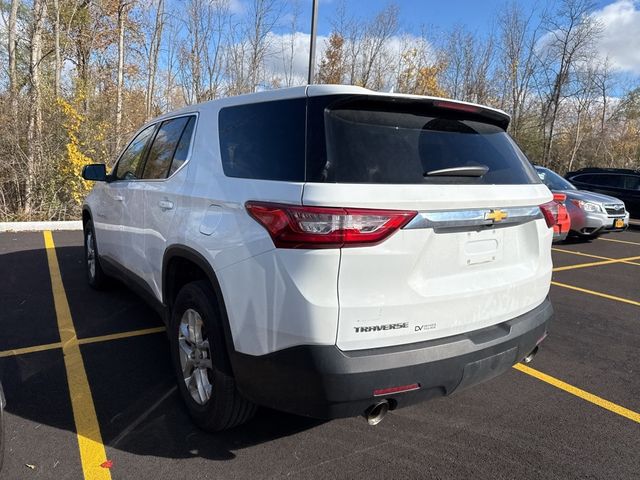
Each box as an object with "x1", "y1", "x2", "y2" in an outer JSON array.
[{"x1": 0, "y1": 221, "x2": 83, "y2": 232}]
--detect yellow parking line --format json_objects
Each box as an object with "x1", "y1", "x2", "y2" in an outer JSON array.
[
  {"x1": 514, "y1": 364, "x2": 640, "y2": 424},
  {"x1": 43, "y1": 231, "x2": 112, "y2": 480},
  {"x1": 551, "y1": 281, "x2": 640, "y2": 307},
  {"x1": 598, "y1": 237, "x2": 640, "y2": 246},
  {"x1": 552, "y1": 247, "x2": 640, "y2": 266},
  {"x1": 0, "y1": 341, "x2": 63, "y2": 358},
  {"x1": 0, "y1": 328, "x2": 166, "y2": 359},
  {"x1": 553, "y1": 255, "x2": 640, "y2": 272},
  {"x1": 78, "y1": 327, "x2": 166, "y2": 346}
]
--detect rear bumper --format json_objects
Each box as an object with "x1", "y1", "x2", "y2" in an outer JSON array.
[
  {"x1": 231, "y1": 298, "x2": 553, "y2": 419},
  {"x1": 571, "y1": 211, "x2": 629, "y2": 236}
]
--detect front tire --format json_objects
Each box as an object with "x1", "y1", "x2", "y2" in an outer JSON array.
[
  {"x1": 169, "y1": 280, "x2": 256, "y2": 431},
  {"x1": 84, "y1": 219, "x2": 110, "y2": 289}
]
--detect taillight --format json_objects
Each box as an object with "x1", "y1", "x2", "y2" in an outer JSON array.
[
  {"x1": 556, "y1": 202, "x2": 570, "y2": 233},
  {"x1": 539, "y1": 201, "x2": 558, "y2": 228},
  {"x1": 245, "y1": 202, "x2": 417, "y2": 249}
]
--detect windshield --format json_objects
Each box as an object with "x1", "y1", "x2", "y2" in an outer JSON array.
[
  {"x1": 535, "y1": 167, "x2": 576, "y2": 191},
  {"x1": 306, "y1": 96, "x2": 540, "y2": 185}
]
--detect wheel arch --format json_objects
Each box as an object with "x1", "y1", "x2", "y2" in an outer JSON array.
[{"x1": 162, "y1": 245, "x2": 238, "y2": 360}]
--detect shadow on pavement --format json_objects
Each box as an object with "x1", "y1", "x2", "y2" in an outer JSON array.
[{"x1": 0, "y1": 245, "x2": 325, "y2": 463}]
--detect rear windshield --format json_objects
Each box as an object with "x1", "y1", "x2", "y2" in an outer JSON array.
[
  {"x1": 306, "y1": 96, "x2": 540, "y2": 185},
  {"x1": 217, "y1": 95, "x2": 539, "y2": 185}
]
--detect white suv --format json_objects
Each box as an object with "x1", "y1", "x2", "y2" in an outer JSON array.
[{"x1": 82, "y1": 85, "x2": 555, "y2": 430}]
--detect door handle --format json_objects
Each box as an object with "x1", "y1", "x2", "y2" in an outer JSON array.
[
  {"x1": 158, "y1": 200, "x2": 174, "y2": 210},
  {"x1": 114, "y1": 195, "x2": 124, "y2": 202}
]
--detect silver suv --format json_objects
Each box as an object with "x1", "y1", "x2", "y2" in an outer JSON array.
[{"x1": 536, "y1": 166, "x2": 629, "y2": 239}]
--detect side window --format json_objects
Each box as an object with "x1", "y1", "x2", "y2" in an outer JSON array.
[
  {"x1": 168, "y1": 116, "x2": 196, "y2": 176},
  {"x1": 115, "y1": 124, "x2": 156, "y2": 180},
  {"x1": 623, "y1": 175, "x2": 640, "y2": 190},
  {"x1": 573, "y1": 174, "x2": 595, "y2": 184},
  {"x1": 142, "y1": 116, "x2": 191, "y2": 179},
  {"x1": 218, "y1": 99, "x2": 305, "y2": 181},
  {"x1": 592, "y1": 174, "x2": 624, "y2": 188}
]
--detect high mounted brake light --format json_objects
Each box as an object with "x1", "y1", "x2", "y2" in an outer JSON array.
[
  {"x1": 245, "y1": 202, "x2": 417, "y2": 249},
  {"x1": 432, "y1": 100, "x2": 481, "y2": 113}
]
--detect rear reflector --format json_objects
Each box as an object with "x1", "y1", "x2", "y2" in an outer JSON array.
[
  {"x1": 246, "y1": 202, "x2": 417, "y2": 249},
  {"x1": 552, "y1": 193, "x2": 567, "y2": 203},
  {"x1": 373, "y1": 383, "x2": 421, "y2": 397},
  {"x1": 539, "y1": 201, "x2": 559, "y2": 229}
]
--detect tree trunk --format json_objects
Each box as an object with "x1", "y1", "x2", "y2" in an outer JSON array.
[
  {"x1": 53, "y1": 0, "x2": 61, "y2": 97},
  {"x1": 568, "y1": 109, "x2": 582, "y2": 172},
  {"x1": 8, "y1": 0, "x2": 19, "y2": 118},
  {"x1": 146, "y1": 0, "x2": 164, "y2": 119},
  {"x1": 116, "y1": 0, "x2": 127, "y2": 153},
  {"x1": 26, "y1": 0, "x2": 46, "y2": 216}
]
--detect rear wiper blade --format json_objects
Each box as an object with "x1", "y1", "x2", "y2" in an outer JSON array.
[{"x1": 424, "y1": 165, "x2": 489, "y2": 177}]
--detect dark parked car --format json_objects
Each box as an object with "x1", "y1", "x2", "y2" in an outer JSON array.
[{"x1": 565, "y1": 168, "x2": 640, "y2": 219}]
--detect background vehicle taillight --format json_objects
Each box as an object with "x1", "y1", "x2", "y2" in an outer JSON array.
[
  {"x1": 245, "y1": 202, "x2": 417, "y2": 249},
  {"x1": 539, "y1": 201, "x2": 559, "y2": 228}
]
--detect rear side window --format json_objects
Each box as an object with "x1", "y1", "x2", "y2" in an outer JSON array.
[
  {"x1": 169, "y1": 116, "x2": 196, "y2": 176},
  {"x1": 142, "y1": 116, "x2": 192, "y2": 179},
  {"x1": 623, "y1": 175, "x2": 640, "y2": 190},
  {"x1": 306, "y1": 96, "x2": 539, "y2": 185},
  {"x1": 115, "y1": 124, "x2": 156, "y2": 180},
  {"x1": 581, "y1": 174, "x2": 623, "y2": 188},
  {"x1": 219, "y1": 99, "x2": 305, "y2": 181}
]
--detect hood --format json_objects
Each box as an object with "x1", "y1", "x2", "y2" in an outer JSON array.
[{"x1": 559, "y1": 189, "x2": 625, "y2": 205}]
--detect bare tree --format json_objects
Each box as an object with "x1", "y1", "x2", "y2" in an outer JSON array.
[
  {"x1": 497, "y1": 1, "x2": 543, "y2": 139},
  {"x1": 115, "y1": 0, "x2": 132, "y2": 153},
  {"x1": 280, "y1": 0, "x2": 301, "y2": 87},
  {"x1": 145, "y1": 0, "x2": 165, "y2": 119},
  {"x1": 8, "y1": 0, "x2": 20, "y2": 117},
  {"x1": 538, "y1": 0, "x2": 602, "y2": 164},
  {"x1": 25, "y1": 0, "x2": 47, "y2": 215},
  {"x1": 246, "y1": 0, "x2": 282, "y2": 92}
]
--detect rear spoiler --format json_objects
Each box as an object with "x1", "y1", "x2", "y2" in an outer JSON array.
[{"x1": 325, "y1": 95, "x2": 511, "y2": 131}]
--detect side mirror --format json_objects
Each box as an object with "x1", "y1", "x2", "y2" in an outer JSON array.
[{"x1": 82, "y1": 164, "x2": 107, "y2": 182}]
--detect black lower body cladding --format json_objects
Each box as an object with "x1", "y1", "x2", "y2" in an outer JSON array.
[{"x1": 230, "y1": 298, "x2": 553, "y2": 419}]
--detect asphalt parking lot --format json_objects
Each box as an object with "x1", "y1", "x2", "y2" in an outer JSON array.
[{"x1": 0, "y1": 229, "x2": 639, "y2": 480}]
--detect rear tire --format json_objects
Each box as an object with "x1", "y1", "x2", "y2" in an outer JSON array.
[
  {"x1": 169, "y1": 280, "x2": 256, "y2": 431},
  {"x1": 84, "y1": 219, "x2": 110, "y2": 289}
]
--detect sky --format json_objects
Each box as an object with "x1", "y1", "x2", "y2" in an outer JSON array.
[{"x1": 270, "y1": 0, "x2": 640, "y2": 80}]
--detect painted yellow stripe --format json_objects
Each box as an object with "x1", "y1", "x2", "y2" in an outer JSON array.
[
  {"x1": 77, "y1": 326, "x2": 166, "y2": 346},
  {"x1": 552, "y1": 247, "x2": 640, "y2": 266},
  {"x1": 43, "y1": 231, "x2": 112, "y2": 480},
  {"x1": 553, "y1": 255, "x2": 640, "y2": 272},
  {"x1": 598, "y1": 237, "x2": 640, "y2": 246},
  {"x1": 0, "y1": 341, "x2": 63, "y2": 358},
  {"x1": 0, "y1": 327, "x2": 166, "y2": 359},
  {"x1": 551, "y1": 281, "x2": 640, "y2": 307},
  {"x1": 514, "y1": 363, "x2": 640, "y2": 424}
]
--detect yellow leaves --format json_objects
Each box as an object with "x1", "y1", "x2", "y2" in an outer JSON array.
[
  {"x1": 56, "y1": 97, "x2": 94, "y2": 205},
  {"x1": 397, "y1": 49, "x2": 446, "y2": 97}
]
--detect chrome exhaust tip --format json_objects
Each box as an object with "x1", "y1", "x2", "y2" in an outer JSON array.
[
  {"x1": 522, "y1": 346, "x2": 539, "y2": 364},
  {"x1": 365, "y1": 400, "x2": 389, "y2": 426}
]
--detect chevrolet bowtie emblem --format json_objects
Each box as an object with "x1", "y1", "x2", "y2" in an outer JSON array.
[{"x1": 485, "y1": 209, "x2": 508, "y2": 222}]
